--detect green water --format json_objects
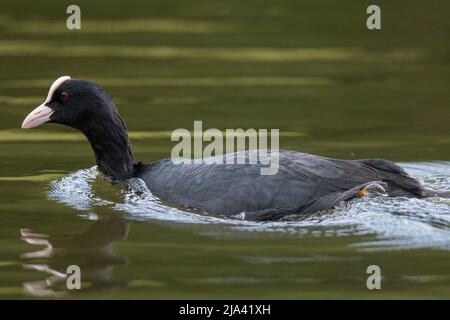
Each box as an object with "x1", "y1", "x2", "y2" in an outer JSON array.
[{"x1": 0, "y1": 0, "x2": 449, "y2": 299}]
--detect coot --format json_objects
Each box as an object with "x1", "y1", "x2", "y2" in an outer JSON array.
[{"x1": 21, "y1": 76, "x2": 442, "y2": 220}]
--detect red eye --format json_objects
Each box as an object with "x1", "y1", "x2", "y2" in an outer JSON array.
[{"x1": 60, "y1": 91, "x2": 69, "y2": 102}]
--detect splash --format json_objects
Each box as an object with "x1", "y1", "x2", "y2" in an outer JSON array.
[{"x1": 48, "y1": 162, "x2": 450, "y2": 251}]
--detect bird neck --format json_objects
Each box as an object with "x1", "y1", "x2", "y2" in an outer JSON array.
[{"x1": 81, "y1": 115, "x2": 136, "y2": 180}]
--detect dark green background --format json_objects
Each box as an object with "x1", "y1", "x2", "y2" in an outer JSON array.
[{"x1": 0, "y1": 0, "x2": 449, "y2": 298}]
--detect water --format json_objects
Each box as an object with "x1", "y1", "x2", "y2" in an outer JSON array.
[
  {"x1": 48, "y1": 163, "x2": 450, "y2": 252},
  {"x1": 0, "y1": 0, "x2": 450, "y2": 299}
]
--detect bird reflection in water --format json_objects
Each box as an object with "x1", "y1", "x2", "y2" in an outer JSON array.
[{"x1": 20, "y1": 211, "x2": 130, "y2": 297}]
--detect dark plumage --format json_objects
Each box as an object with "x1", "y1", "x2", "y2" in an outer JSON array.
[{"x1": 21, "y1": 76, "x2": 445, "y2": 221}]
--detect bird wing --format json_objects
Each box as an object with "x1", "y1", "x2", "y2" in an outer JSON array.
[{"x1": 141, "y1": 150, "x2": 424, "y2": 215}]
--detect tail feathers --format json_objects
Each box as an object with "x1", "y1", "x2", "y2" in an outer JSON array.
[{"x1": 358, "y1": 159, "x2": 425, "y2": 198}]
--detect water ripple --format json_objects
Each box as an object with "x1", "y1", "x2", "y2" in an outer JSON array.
[{"x1": 48, "y1": 162, "x2": 450, "y2": 251}]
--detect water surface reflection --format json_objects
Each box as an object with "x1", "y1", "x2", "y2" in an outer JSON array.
[{"x1": 21, "y1": 211, "x2": 129, "y2": 297}]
